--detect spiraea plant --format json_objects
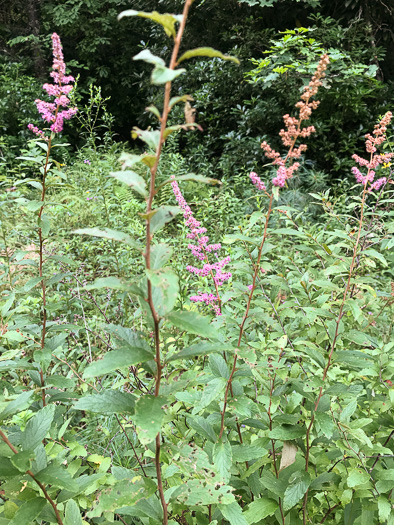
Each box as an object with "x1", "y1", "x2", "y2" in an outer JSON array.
[{"x1": 0, "y1": 2, "x2": 393, "y2": 525}]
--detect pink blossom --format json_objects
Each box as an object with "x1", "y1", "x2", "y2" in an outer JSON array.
[
  {"x1": 249, "y1": 172, "x2": 266, "y2": 191},
  {"x1": 171, "y1": 176, "x2": 231, "y2": 315},
  {"x1": 29, "y1": 33, "x2": 77, "y2": 136}
]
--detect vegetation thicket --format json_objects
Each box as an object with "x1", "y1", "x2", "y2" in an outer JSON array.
[{"x1": 0, "y1": 1, "x2": 393, "y2": 525}]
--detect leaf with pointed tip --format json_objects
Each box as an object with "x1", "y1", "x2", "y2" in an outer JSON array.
[
  {"x1": 83, "y1": 346, "x2": 154, "y2": 378},
  {"x1": 147, "y1": 267, "x2": 179, "y2": 315},
  {"x1": 149, "y1": 206, "x2": 181, "y2": 233},
  {"x1": 132, "y1": 128, "x2": 161, "y2": 150},
  {"x1": 118, "y1": 10, "x2": 182, "y2": 38},
  {"x1": 178, "y1": 47, "x2": 240, "y2": 65},
  {"x1": 213, "y1": 440, "x2": 232, "y2": 483},
  {"x1": 133, "y1": 49, "x2": 165, "y2": 66},
  {"x1": 0, "y1": 391, "x2": 34, "y2": 421},
  {"x1": 110, "y1": 171, "x2": 147, "y2": 197},
  {"x1": 8, "y1": 498, "x2": 47, "y2": 525},
  {"x1": 167, "y1": 342, "x2": 235, "y2": 362},
  {"x1": 151, "y1": 66, "x2": 186, "y2": 85},
  {"x1": 65, "y1": 499, "x2": 83, "y2": 525},
  {"x1": 35, "y1": 464, "x2": 79, "y2": 491},
  {"x1": 283, "y1": 471, "x2": 311, "y2": 511},
  {"x1": 74, "y1": 227, "x2": 141, "y2": 249},
  {"x1": 21, "y1": 404, "x2": 55, "y2": 451},
  {"x1": 244, "y1": 498, "x2": 277, "y2": 524},
  {"x1": 219, "y1": 502, "x2": 248, "y2": 525},
  {"x1": 134, "y1": 395, "x2": 166, "y2": 444},
  {"x1": 166, "y1": 310, "x2": 219, "y2": 340},
  {"x1": 73, "y1": 391, "x2": 137, "y2": 414},
  {"x1": 150, "y1": 244, "x2": 172, "y2": 270},
  {"x1": 85, "y1": 277, "x2": 144, "y2": 296}
]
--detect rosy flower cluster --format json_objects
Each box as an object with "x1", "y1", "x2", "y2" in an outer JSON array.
[
  {"x1": 249, "y1": 171, "x2": 266, "y2": 191},
  {"x1": 28, "y1": 33, "x2": 77, "y2": 137},
  {"x1": 351, "y1": 111, "x2": 393, "y2": 193},
  {"x1": 257, "y1": 54, "x2": 330, "y2": 189},
  {"x1": 171, "y1": 176, "x2": 231, "y2": 315}
]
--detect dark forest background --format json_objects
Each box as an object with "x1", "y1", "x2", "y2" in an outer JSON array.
[{"x1": 1, "y1": 0, "x2": 394, "y2": 182}]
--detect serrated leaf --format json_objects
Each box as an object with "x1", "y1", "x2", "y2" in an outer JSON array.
[
  {"x1": 178, "y1": 47, "x2": 240, "y2": 64},
  {"x1": 219, "y1": 502, "x2": 248, "y2": 525},
  {"x1": 35, "y1": 464, "x2": 78, "y2": 491},
  {"x1": 213, "y1": 440, "x2": 232, "y2": 483},
  {"x1": 73, "y1": 390, "x2": 136, "y2": 414},
  {"x1": 85, "y1": 277, "x2": 144, "y2": 296},
  {"x1": 339, "y1": 397, "x2": 357, "y2": 423},
  {"x1": 167, "y1": 341, "x2": 234, "y2": 362},
  {"x1": 38, "y1": 214, "x2": 50, "y2": 236},
  {"x1": 110, "y1": 170, "x2": 147, "y2": 197},
  {"x1": 83, "y1": 346, "x2": 153, "y2": 378},
  {"x1": 378, "y1": 495, "x2": 391, "y2": 521},
  {"x1": 0, "y1": 391, "x2": 34, "y2": 420},
  {"x1": 347, "y1": 469, "x2": 370, "y2": 488},
  {"x1": 74, "y1": 227, "x2": 141, "y2": 249},
  {"x1": 244, "y1": 497, "x2": 277, "y2": 524},
  {"x1": 283, "y1": 471, "x2": 311, "y2": 511},
  {"x1": 268, "y1": 426, "x2": 305, "y2": 440},
  {"x1": 65, "y1": 499, "x2": 83, "y2": 525},
  {"x1": 21, "y1": 404, "x2": 55, "y2": 451},
  {"x1": 166, "y1": 310, "x2": 219, "y2": 339},
  {"x1": 132, "y1": 128, "x2": 161, "y2": 150},
  {"x1": 188, "y1": 416, "x2": 217, "y2": 442},
  {"x1": 8, "y1": 497, "x2": 47, "y2": 525},
  {"x1": 0, "y1": 457, "x2": 21, "y2": 477},
  {"x1": 134, "y1": 395, "x2": 166, "y2": 445},
  {"x1": 232, "y1": 445, "x2": 268, "y2": 462}
]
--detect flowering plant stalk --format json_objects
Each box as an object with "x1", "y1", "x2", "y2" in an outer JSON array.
[
  {"x1": 219, "y1": 54, "x2": 330, "y2": 444},
  {"x1": 28, "y1": 33, "x2": 77, "y2": 406}
]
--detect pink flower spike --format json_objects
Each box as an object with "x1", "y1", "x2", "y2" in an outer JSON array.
[{"x1": 249, "y1": 172, "x2": 266, "y2": 191}]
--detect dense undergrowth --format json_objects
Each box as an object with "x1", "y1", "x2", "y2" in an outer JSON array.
[{"x1": 1, "y1": 3, "x2": 394, "y2": 525}]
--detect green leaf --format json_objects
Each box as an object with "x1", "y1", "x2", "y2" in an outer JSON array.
[
  {"x1": 85, "y1": 277, "x2": 144, "y2": 296},
  {"x1": 0, "y1": 457, "x2": 21, "y2": 477},
  {"x1": 149, "y1": 205, "x2": 181, "y2": 233},
  {"x1": 1, "y1": 292, "x2": 15, "y2": 317},
  {"x1": 166, "y1": 310, "x2": 219, "y2": 339},
  {"x1": 133, "y1": 49, "x2": 165, "y2": 66},
  {"x1": 232, "y1": 445, "x2": 268, "y2": 462},
  {"x1": 10, "y1": 450, "x2": 33, "y2": 472},
  {"x1": 167, "y1": 341, "x2": 234, "y2": 362},
  {"x1": 339, "y1": 397, "x2": 357, "y2": 423},
  {"x1": 378, "y1": 495, "x2": 391, "y2": 522},
  {"x1": 244, "y1": 497, "x2": 278, "y2": 524},
  {"x1": 74, "y1": 227, "x2": 141, "y2": 249},
  {"x1": 118, "y1": 10, "x2": 181, "y2": 38},
  {"x1": 65, "y1": 499, "x2": 83, "y2": 525},
  {"x1": 21, "y1": 404, "x2": 55, "y2": 451},
  {"x1": 133, "y1": 395, "x2": 166, "y2": 445},
  {"x1": 343, "y1": 330, "x2": 373, "y2": 346},
  {"x1": 110, "y1": 170, "x2": 147, "y2": 197},
  {"x1": 178, "y1": 47, "x2": 240, "y2": 64},
  {"x1": 268, "y1": 426, "x2": 305, "y2": 440},
  {"x1": 35, "y1": 464, "x2": 78, "y2": 491},
  {"x1": 219, "y1": 502, "x2": 248, "y2": 525},
  {"x1": 8, "y1": 497, "x2": 47, "y2": 525},
  {"x1": 188, "y1": 416, "x2": 217, "y2": 442},
  {"x1": 38, "y1": 214, "x2": 50, "y2": 236},
  {"x1": 83, "y1": 346, "x2": 153, "y2": 378},
  {"x1": 213, "y1": 440, "x2": 232, "y2": 483},
  {"x1": 150, "y1": 244, "x2": 172, "y2": 270},
  {"x1": 0, "y1": 391, "x2": 34, "y2": 421},
  {"x1": 347, "y1": 469, "x2": 370, "y2": 488},
  {"x1": 89, "y1": 477, "x2": 157, "y2": 517},
  {"x1": 73, "y1": 390, "x2": 136, "y2": 414},
  {"x1": 132, "y1": 128, "x2": 161, "y2": 150},
  {"x1": 146, "y1": 267, "x2": 179, "y2": 315},
  {"x1": 151, "y1": 65, "x2": 186, "y2": 85},
  {"x1": 159, "y1": 173, "x2": 220, "y2": 188},
  {"x1": 283, "y1": 471, "x2": 311, "y2": 511},
  {"x1": 195, "y1": 377, "x2": 226, "y2": 411}
]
